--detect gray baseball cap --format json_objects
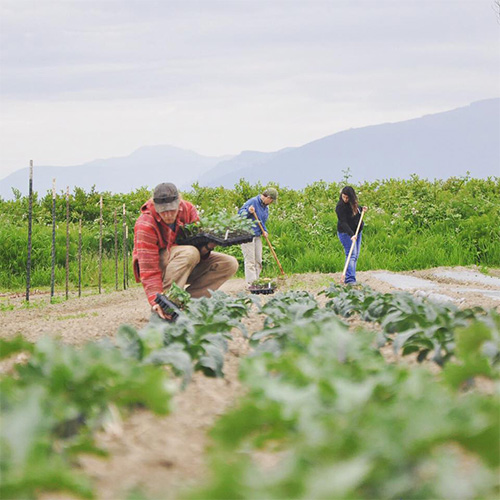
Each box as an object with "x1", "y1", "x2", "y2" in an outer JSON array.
[
  {"x1": 263, "y1": 187, "x2": 278, "y2": 201},
  {"x1": 153, "y1": 183, "x2": 180, "y2": 212}
]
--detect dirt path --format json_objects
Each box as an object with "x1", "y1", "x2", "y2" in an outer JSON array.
[{"x1": 2, "y1": 266, "x2": 499, "y2": 499}]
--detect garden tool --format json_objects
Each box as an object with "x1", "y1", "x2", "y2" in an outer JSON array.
[
  {"x1": 250, "y1": 211, "x2": 285, "y2": 276},
  {"x1": 340, "y1": 210, "x2": 365, "y2": 284}
]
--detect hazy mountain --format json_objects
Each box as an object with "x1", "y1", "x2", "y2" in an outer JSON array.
[
  {"x1": 197, "y1": 147, "x2": 295, "y2": 186},
  {"x1": 200, "y1": 98, "x2": 500, "y2": 188},
  {"x1": 2, "y1": 99, "x2": 498, "y2": 199},
  {"x1": 0, "y1": 145, "x2": 232, "y2": 199}
]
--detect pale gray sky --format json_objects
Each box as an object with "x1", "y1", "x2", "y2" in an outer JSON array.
[{"x1": 1, "y1": 0, "x2": 499, "y2": 178}]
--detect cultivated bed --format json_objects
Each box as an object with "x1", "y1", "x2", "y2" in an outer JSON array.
[{"x1": 1, "y1": 266, "x2": 499, "y2": 499}]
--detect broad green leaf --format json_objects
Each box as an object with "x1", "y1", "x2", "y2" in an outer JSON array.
[
  {"x1": 116, "y1": 325, "x2": 143, "y2": 360},
  {"x1": 0, "y1": 335, "x2": 34, "y2": 360}
]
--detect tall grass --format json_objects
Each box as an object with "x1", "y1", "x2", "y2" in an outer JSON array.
[{"x1": 0, "y1": 175, "x2": 498, "y2": 290}]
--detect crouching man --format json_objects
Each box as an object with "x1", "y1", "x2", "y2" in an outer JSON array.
[{"x1": 133, "y1": 182, "x2": 238, "y2": 319}]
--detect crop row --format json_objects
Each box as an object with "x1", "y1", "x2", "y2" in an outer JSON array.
[
  {"x1": 322, "y1": 284, "x2": 500, "y2": 380},
  {"x1": 1, "y1": 287, "x2": 499, "y2": 498},
  {"x1": 0, "y1": 292, "x2": 254, "y2": 499},
  {"x1": 189, "y1": 291, "x2": 500, "y2": 499}
]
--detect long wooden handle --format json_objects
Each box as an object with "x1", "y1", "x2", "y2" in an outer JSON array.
[
  {"x1": 251, "y1": 211, "x2": 285, "y2": 276},
  {"x1": 341, "y1": 210, "x2": 365, "y2": 281}
]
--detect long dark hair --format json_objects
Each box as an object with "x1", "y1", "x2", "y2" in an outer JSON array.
[{"x1": 339, "y1": 186, "x2": 359, "y2": 215}]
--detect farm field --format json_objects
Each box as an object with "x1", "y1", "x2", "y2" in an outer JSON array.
[
  {"x1": 2, "y1": 177, "x2": 499, "y2": 291},
  {"x1": 1, "y1": 265, "x2": 499, "y2": 499}
]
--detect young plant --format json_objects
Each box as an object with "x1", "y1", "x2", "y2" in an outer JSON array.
[
  {"x1": 167, "y1": 282, "x2": 191, "y2": 308},
  {"x1": 117, "y1": 291, "x2": 253, "y2": 380},
  {"x1": 0, "y1": 336, "x2": 173, "y2": 499},
  {"x1": 249, "y1": 277, "x2": 277, "y2": 289},
  {"x1": 182, "y1": 210, "x2": 254, "y2": 238},
  {"x1": 322, "y1": 283, "x2": 489, "y2": 366},
  {"x1": 189, "y1": 304, "x2": 500, "y2": 500}
]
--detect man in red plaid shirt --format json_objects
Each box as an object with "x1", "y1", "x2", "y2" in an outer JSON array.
[{"x1": 133, "y1": 182, "x2": 238, "y2": 319}]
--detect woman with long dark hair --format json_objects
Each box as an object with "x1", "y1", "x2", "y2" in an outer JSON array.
[{"x1": 335, "y1": 186, "x2": 368, "y2": 284}]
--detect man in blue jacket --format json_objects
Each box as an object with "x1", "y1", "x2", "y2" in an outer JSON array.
[{"x1": 238, "y1": 187, "x2": 278, "y2": 286}]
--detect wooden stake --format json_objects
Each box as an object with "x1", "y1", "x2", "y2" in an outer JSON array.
[
  {"x1": 65, "y1": 186, "x2": 70, "y2": 300},
  {"x1": 99, "y1": 195, "x2": 103, "y2": 294},
  {"x1": 122, "y1": 204, "x2": 127, "y2": 290},
  {"x1": 50, "y1": 179, "x2": 56, "y2": 301},
  {"x1": 114, "y1": 209, "x2": 118, "y2": 291},
  {"x1": 125, "y1": 224, "x2": 129, "y2": 288},
  {"x1": 25, "y1": 160, "x2": 34, "y2": 303},
  {"x1": 78, "y1": 219, "x2": 82, "y2": 298}
]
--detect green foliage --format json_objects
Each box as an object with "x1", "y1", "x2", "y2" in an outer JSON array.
[
  {"x1": 322, "y1": 283, "x2": 493, "y2": 367},
  {"x1": 0, "y1": 336, "x2": 173, "y2": 498},
  {"x1": 1, "y1": 176, "x2": 499, "y2": 290},
  {"x1": 443, "y1": 311, "x2": 500, "y2": 389},
  {"x1": 116, "y1": 291, "x2": 252, "y2": 381},
  {"x1": 188, "y1": 292, "x2": 500, "y2": 500},
  {"x1": 249, "y1": 277, "x2": 277, "y2": 289},
  {"x1": 0, "y1": 334, "x2": 34, "y2": 359},
  {"x1": 167, "y1": 282, "x2": 191, "y2": 308},
  {"x1": 1, "y1": 276, "x2": 499, "y2": 498},
  {"x1": 182, "y1": 209, "x2": 254, "y2": 238}
]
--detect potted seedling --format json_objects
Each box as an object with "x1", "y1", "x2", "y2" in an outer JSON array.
[
  {"x1": 154, "y1": 282, "x2": 191, "y2": 321},
  {"x1": 248, "y1": 277, "x2": 277, "y2": 295}
]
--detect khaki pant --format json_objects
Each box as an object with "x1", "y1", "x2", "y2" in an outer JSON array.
[
  {"x1": 241, "y1": 237, "x2": 262, "y2": 285},
  {"x1": 159, "y1": 245, "x2": 238, "y2": 298}
]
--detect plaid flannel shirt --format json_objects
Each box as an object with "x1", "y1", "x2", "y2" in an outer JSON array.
[{"x1": 133, "y1": 199, "x2": 199, "y2": 305}]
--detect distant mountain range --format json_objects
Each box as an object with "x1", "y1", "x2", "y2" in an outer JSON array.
[
  {"x1": 202, "y1": 98, "x2": 499, "y2": 188},
  {"x1": 1, "y1": 98, "x2": 498, "y2": 199},
  {"x1": 0, "y1": 146, "x2": 231, "y2": 199}
]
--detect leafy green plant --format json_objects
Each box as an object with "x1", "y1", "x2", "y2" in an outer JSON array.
[
  {"x1": 0, "y1": 336, "x2": 173, "y2": 499},
  {"x1": 258, "y1": 291, "x2": 320, "y2": 329},
  {"x1": 188, "y1": 300, "x2": 500, "y2": 500},
  {"x1": 117, "y1": 291, "x2": 253, "y2": 380},
  {"x1": 322, "y1": 283, "x2": 489, "y2": 366},
  {"x1": 167, "y1": 282, "x2": 191, "y2": 308},
  {"x1": 182, "y1": 210, "x2": 254, "y2": 239},
  {"x1": 442, "y1": 311, "x2": 500, "y2": 389},
  {"x1": 249, "y1": 277, "x2": 277, "y2": 289}
]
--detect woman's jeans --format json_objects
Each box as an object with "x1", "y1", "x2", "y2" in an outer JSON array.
[{"x1": 338, "y1": 231, "x2": 362, "y2": 284}]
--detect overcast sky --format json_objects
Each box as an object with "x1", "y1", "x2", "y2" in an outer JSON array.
[{"x1": 1, "y1": 0, "x2": 499, "y2": 179}]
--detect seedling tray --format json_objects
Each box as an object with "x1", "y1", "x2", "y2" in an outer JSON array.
[
  {"x1": 154, "y1": 293, "x2": 181, "y2": 322},
  {"x1": 248, "y1": 286, "x2": 277, "y2": 295},
  {"x1": 177, "y1": 231, "x2": 254, "y2": 248}
]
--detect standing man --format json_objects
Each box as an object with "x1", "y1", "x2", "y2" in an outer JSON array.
[
  {"x1": 133, "y1": 182, "x2": 238, "y2": 319},
  {"x1": 238, "y1": 187, "x2": 278, "y2": 286}
]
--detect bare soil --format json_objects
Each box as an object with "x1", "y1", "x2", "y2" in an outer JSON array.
[{"x1": 1, "y1": 266, "x2": 499, "y2": 499}]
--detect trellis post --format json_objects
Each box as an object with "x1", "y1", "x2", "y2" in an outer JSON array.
[
  {"x1": 114, "y1": 209, "x2": 118, "y2": 291},
  {"x1": 125, "y1": 224, "x2": 129, "y2": 288},
  {"x1": 50, "y1": 179, "x2": 56, "y2": 301},
  {"x1": 65, "y1": 186, "x2": 70, "y2": 300},
  {"x1": 122, "y1": 204, "x2": 127, "y2": 290},
  {"x1": 99, "y1": 195, "x2": 103, "y2": 294},
  {"x1": 25, "y1": 160, "x2": 34, "y2": 303},
  {"x1": 78, "y1": 219, "x2": 82, "y2": 298}
]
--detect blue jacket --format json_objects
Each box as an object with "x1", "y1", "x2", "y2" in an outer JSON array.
[{"x1": 238, "y1": 195, "x2": 268, "y2": 236}]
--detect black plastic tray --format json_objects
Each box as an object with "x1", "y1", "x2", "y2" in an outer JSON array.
[
  {"x1": 177, "y1": 231, "x2": 254, "y2": 248},
  {"x1": 248, "y1": 286, "x2": 276, "y2": 295}
]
